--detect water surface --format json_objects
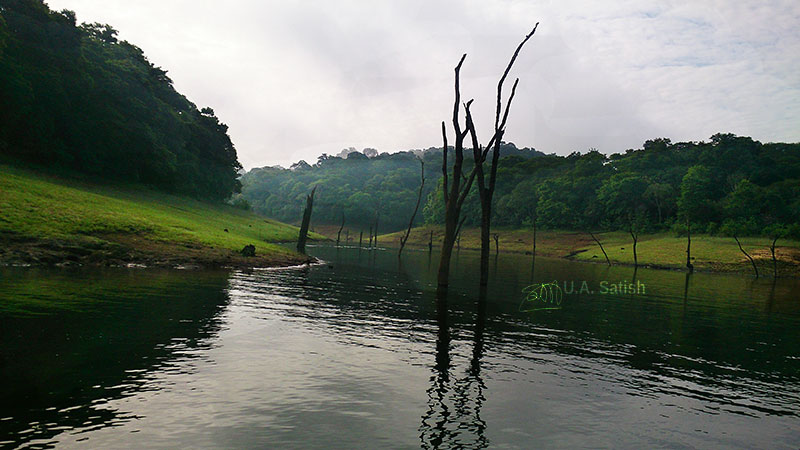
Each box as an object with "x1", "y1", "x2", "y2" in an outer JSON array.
[{"x1": 1, "y1": 247, "x2": 799, "y2": 448}]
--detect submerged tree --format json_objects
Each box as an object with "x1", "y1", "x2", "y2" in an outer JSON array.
[
  {"x1": 399, "y1": 157, "x2": 425, "y2": 258},
  {"x1": 437, "y1": 25, "x2": 539, "y2": 293},
  {"x1": 296, "y1": 186, "x2": 316, "y2": 254},
  {"x1": 678, "y1": 165, "x2": 713, "y2": 272},
  {"x1": 466, "y1": 25, "x2": 539, "y2": 287}
]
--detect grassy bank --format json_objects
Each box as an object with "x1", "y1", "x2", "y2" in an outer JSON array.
[
  {"x1": 0, "y1": 164, "x2": 323, "y2": 268},
  {"x1": 378, "y1": 226, "x2": 800, "y2": 276}
]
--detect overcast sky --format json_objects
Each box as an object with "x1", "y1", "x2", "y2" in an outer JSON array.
[{"x1": 46, "y1": 0, "x2": 800, "y2": 169}]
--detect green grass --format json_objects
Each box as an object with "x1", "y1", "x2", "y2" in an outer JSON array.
[
  {"x1": 380, "y1": 226, "x2": 800, "y2": 275},
  {"x1": 0, "y1": 164, "x2": 323, "y2": 265}
]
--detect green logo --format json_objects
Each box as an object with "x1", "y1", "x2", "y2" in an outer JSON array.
[{"x1": 520, "y1": 281, "x2": 564, "y2": 312}]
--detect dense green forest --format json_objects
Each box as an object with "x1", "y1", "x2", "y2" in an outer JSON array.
[
  {"x1": 241, "y1": 135, "x2": 800, "y2": 238},
  {"x1": 0, "y1": 0, "x2": 241, "y2": 199}
]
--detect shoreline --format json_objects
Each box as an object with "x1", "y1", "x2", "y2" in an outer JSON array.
[
  {"x1": 0, "y1": 236, "x2": 315, "y2": 270},
  {"x1": 312, "y1": 225, "x2": 800, "y2": 278}
]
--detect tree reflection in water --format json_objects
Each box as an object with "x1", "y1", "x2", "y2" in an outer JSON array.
[{"x1": 419, "y1": 289, "x2": 489, "y2": 449}]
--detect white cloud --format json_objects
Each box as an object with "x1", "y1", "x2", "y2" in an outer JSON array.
[{"x1": 45, "y1": 0, "x2": 800, "y2": 168}]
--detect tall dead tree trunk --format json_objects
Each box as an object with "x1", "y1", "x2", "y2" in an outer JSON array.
[
  {"x1": 465, "y1": 24, "x2": 538, "y2": 287},
  {"x1": 436, "y1": 55, "x2": 480, "y2": 294},
  {"x1": 296, "y1": 186, "x2": 316, "y2": 254},
  {"x1": 686, "y1": 218, "x2": 694, "y2": 272},
  {"x1": 399, "y1": 158, "x2": 425, "y2": 258},
  {"x1": 734, "y1": 235, "x2": 759, "y2": 278},
  {"x1": 589, "y1": 231, "x2": 611, "y2": 266},
  {"x1": 532, "y1": 215, "x2": 537, "y2": 262},
  {"x1": 373, "y1": 213, "x2": 380, "y2": 249},
  {"x1": 336, "y1": 212, "x2": 345, "y2": 246},
  {"x1": 771, "y1": 236, "x2": 779, "y2": 278},
  {"x1": 436, "y1": 24, "x2": 538, "y2": 293},
  {"x1": 629, "y1": 226, "x2": 638, "y2": 269}
]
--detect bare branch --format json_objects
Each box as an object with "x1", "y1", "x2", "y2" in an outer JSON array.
[
  {"x1": 453, "y1": 54, "x2": 467, "y2": 138},
  {"x1": 495, "y1": 23, "x2": 538, "y2": 131},
  {"x1": 499, "y1": 78, "x2": 520, "y2": 132}
]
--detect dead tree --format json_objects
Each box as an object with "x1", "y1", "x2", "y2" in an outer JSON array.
[
  {"x1": 336, "y1": 212, "x2": 345, "y2": 246},
  {"x1": 589, "y1": 231, "x2": 611, "y2": 266},
  {"x1": 464, "y1": 24, "x2": 538, "y2": 287},
  {"x1": 531, "y1": 215, "x2": 537, "y2": 262},
  {"x1": 399, "y1": 158, "x2": 425, "y2": 258},
  {"x1": 296, "y1": 186, "x2": 316, "y2": 254},
  {"x1": 629, "y1": 226, "x2": 639, "y2": 269},
  {"x1": 686, "y1": 223, "x2": 693, "y2": 272},
  {"x1": 436, "y1": 55, "x2": 480, "y2": 293},
  {"x1": 373, "y1": 213, "x2": 380, "y2": 249},
  {"x1": 734, "y1": 235, "x2": 759, "y2": 278},
  {"x1": 771, "y1": 236, "x2": 779, "y2": 278},
  {"x1": 437, "y1": 24, "x2": 538, "y2": 293}
]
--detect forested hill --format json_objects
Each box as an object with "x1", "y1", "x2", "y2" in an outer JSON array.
[
  {"x1": 240, "y1": 135, "x2": 800, "y2": 238},
  {"x1": 0, "y1": 0, "x2": 241, "y2": 199}
]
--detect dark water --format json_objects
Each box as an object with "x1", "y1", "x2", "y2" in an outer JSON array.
[{"x1": 1, "y1": 247, "x2": 799, "y2": 449}]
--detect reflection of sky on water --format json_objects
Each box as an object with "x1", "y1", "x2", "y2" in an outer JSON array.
[{"x1": 1, "y1": 248, "x2": 799, "y2": 448}]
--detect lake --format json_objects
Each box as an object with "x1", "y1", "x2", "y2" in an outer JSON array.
[{"x1": 1, "y1": 246, "x2": 799, "y2": 448}]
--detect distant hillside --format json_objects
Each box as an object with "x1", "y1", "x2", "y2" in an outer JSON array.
[
  {"x1": 0, "y1": 0, "x2": 241, "y2": 199},
  {"x1": 240, "y1": 143, "x2": 544, "y2": 233},
  {"x1": 240, "y1": 135, "x2": 800, "y2": 239}
]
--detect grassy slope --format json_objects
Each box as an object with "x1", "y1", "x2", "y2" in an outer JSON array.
[
  {"x1": 379, "y1": 226, "x2": 800, "y2": 275},
  {"x1": 0, "y1": 165, "x2": 323, "y2": 267}
]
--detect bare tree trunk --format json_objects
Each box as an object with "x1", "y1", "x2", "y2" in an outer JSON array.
[
  {"x1": 374, "y1": 213, "x2": 380, "y2": 249},
  {"x1": 771, "y1": 236, "x2": 778, "y2": 278},
  {"x1": 359, "y1": 231, "x2": 363, "y2": 249},
  {"x1": 630, "y1": 227, "x2": 638, "y2": 269},
  {"x1": 336, "y1": 212, "x2": 345, "y2": 246},
  {"x1": 296, "y1": 186, "x2": 316, "y2": 254},
  {"x1": 429, "y1": 230, "x2": 434, "y2": 253},
  {"x1": 589, "y1": 231, "x2": 611, "y2": 266},
  {"x1": 436, "y1": 25, "x2": 537, "y2": 293},
  {"x1": 492, "y1": 233, "x2": 499, "y2": 255},
  {"x1": 465, "y1": 25, "x2": 538, "y2": 288},
  {"x1": 734, "y1": 235, "x2": 759, "y2": 278},
  {"x1": 436, "y1": 56, "x2": 478, "y2": 294},
  {"x1": 532, "y1": 217, "x2": 537, "y2": 262},
  {"x1": 399, "y1": 158, "x2": 425, "y2": 258},
  {"x1": 456, "y1": 234, "x2": 461, "y2": 251},
  {"x1": 686, "y1": 218, "x2": 693, "y2": 272}
]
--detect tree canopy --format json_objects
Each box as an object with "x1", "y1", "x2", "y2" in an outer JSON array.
[
  {"x1": 0, "y1": 0, "x2": 242, "y2": 199},
  {"x1": 240, "y1": 136, "x2": 800, "y2": 238}
]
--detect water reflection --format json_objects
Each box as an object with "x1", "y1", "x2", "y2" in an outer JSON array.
[
  {"x1": 1, "y1": 247, "x2": 799, "y2": 448},
  {"x1": 419, "y1": 290, "x2": 488, "y2": 449},
  {"x1": 0, "y1": 268, "x2": 231, "y2": 448}
]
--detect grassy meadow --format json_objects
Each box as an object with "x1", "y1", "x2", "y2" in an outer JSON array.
[
  {"x1": 0, "y1": 164, "x2": 322, "y2": 267},
  {"x1": 379, "y1": 226, "x2": 800, "y2": 276}
]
